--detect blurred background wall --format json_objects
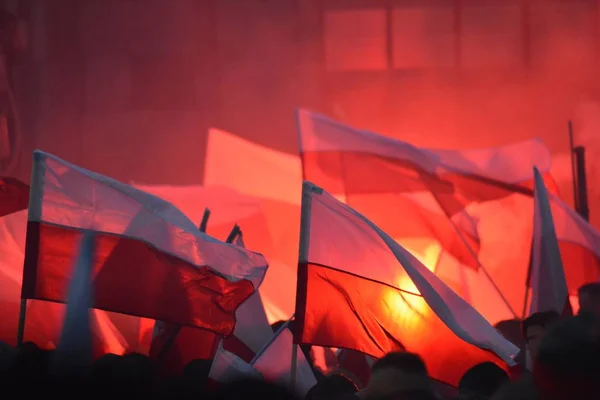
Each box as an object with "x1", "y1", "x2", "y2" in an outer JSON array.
[{"x1": 9, "y1": 0, "x2": 600, "y2": 223}]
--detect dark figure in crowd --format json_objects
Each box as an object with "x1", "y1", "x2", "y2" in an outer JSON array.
[
  {"x1": 214, "y1": 378, "x2": 299, "y2": 400},
  {"x1": 362, "y1": 352, "x2": 432, "y2": 399},
  {"x1": 305, "y1": 373, "x2": 358, "y2": 400},
  {"x1": 368, "y1": 390, "x2": 440, "y2": 400},
  {"x1": 578, "y1": 282, "x2": 600, "y2": 318},
  {"x1": 489, "y1": 377, "x2": 539, "y2": 400},
  {"x1": 494, "y1": 319, "x2": 526, "y2": 366},
  {"x1": 521, "y1": 311, "x2": 560, "y2": 361},
  {"x1": 534, "y1": 313, "x2": 600, "y2": 399},
  {"x1": 457, "y1": 362, "x2": 509, "y2": 400}
]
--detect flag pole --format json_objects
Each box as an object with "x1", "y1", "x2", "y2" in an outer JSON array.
[
  {"x1": 225, "y1": 224, "x2": 241, "y2": 244},
  {"x1": 522, "y1": 239, "x2": 534, "y2": 318},
  {"x1": 16, "y1": 298, "x2": 27, "y2": 347},
  {"x1": 290, "y1": 340, "x2": 298, "y2": 390},
  {"x1": 568, "y1": 121, "x2": 579, "y2": 212},
  {"x1": 429, "y1": 189, "x2": 518, "y2": 318},
  {"x1": 573, "y1": 146, "x2": 590, "y2": 221},
  {"x1": 291, "y1": 183, "x2": 317, "y2": 392},
  {"x1": 446, "y1": 217, "x2": 518, "y2": 318},
  {"x1": 199, "y1": 208, "x2": 211, "y2": 233},
  {"x1": 289, "y1": 314, "x2": 298, "y2": 392},
  {"x1": 17, "y1": 151, "x2": 45, "y2": 347}
]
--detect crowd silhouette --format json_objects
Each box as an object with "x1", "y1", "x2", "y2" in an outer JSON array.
[{"x1": 0, "y1": 284, "x2": 598, "y2": 400}]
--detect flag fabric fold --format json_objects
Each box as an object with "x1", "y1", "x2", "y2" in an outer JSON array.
[
  {"x1": 224, "y1": 290, "x2": 272, "y2": 362},
  {"x1": 296, "y1": 109, "x2": 554, "y2": 270},
  {"x1": 209, "y1": 341, "x2": 262, "y2": 384},
  {"x1": 549, "y1": 194, "x2": 600, "y2": 296},
  {"x1": 251, "y1": 321, "x2": 317, "y2": 397},
  {"x1": 149, "y1": 226, "x2": 272, "y2": 375},
  {"x1": 0, "y1": 209, "x2": 129, "y2": 354},
  {"x1": 226, "y1": 229, "x2": 273, "y2": 357},
  {"x1": 136, "y1": 183, "x2": 291, "y2": 323},
  {"x1": 294, "y1": 181, "x2": 519, "y2": 386},
  {"x1": 21, "y1": 150, "x2": 268, "y2": 336}
]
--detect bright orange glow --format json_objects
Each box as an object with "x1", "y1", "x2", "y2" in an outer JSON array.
[
  {"x1": 383, "y1": 241, "x2": 440, "y2": 327},
  {"x1": 408, "y1": 241, "x2": 441, "y2": 273},
  {"x1": 383, "y1": 286, "x2": 429, "y2": 331}
]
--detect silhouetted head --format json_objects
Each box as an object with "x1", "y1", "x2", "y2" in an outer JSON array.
[
  {"x1": 8, "y1": 342, "x2": 51, "y2": 378},
  {"x1": 89, "y1": 353, "x2": 156, "y2": 396},
  {"x1": 578, "y1": 282, "x2": 600, "y2": 318},
  {"x1": 534, "y1": 314, "x2": 600, "y2": 399},
  {"x1": 368, "y1": 389, "x2": 440, "y2": 400},
  {"x1": 0, "y1": 340, "x2": 16, "y2": 372},
  {"x1": 458, "y1": 362, "x2": 509, "y2": 400},
  {"x1": 182, "y1": 358, "x2": 212, "y2": 394},
  {"x1": 522, "y1": 311, "x2": 560, "y2": 359},
  {"x1": 367, "y1": 352, "x2": 431, "y2": 398},
  {"x1": 495, "y1": 318, "x2": 526, "y2": 365},
  {"x1": 214, "y1": 378, "x2": 299, "y2": 400},
  {"x1": 305, "y1": 373, "x2": 358, "y2": 400},
  {"x1": 494, "y1": 319, "x2": 524, "y2": 348},
  {"x1": 489, "y1": 378, "x2": 539, "y2": 400}
]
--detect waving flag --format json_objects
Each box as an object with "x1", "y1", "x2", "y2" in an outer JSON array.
[
  {"x1": 223, "y1": 289, "x2": 272, "y2": 363},
  {"x1": 296, "y1": 109, "x2": 554, "y2": 269},
  {"x1": 209, "y1": 341, "x2": 262, "y2": 384},
  {"x1": 550, "y1": 196, "x2": 600, "y2": 298},
  {"x1": 21, "y1": 150, "x2": 268, "y2": 335},
  {"x1": 294, "y1": 181, "x2": 519, "y2": 386},
  {"x1": 225, "y1": 228, "x2": 273, "y2": 358},
  {"x1": 204, "y1": 128, "x2": 303, "y2": 322},
  {"x1": 0, "y1": 209, "x2": 129, "y2": 354},
  {"x1": 529, "y1": 167, "x2": 572, "y2": 316},
  {"x1": 149, "y1": 225, "x2": 271, "y2": 375},
  {"x1": 251, "y1": 321, "x2": 317, "y2": 397}
]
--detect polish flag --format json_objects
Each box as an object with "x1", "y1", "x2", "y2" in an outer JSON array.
[{"x1": 294, "y1": 181, "x2": 519, "y2": 386}]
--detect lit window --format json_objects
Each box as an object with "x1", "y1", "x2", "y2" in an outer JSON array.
[
  {"x1": 323, "y1": 9, "x2": 388, "y2": 71},
  {"x1": 460, "y1": 2, "x2": 523, "y2": 67},
  {"x1": 392, "y1": 6, "x2": 455, "y2": 69}
]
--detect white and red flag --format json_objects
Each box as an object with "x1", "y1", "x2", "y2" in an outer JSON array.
[
  {"x1": 529, "y1": 167, "x2": 573, "y2": 316},
  {"x1": 294, "y1": 181, "x2": 519, "y2": 386},
  {"x1": 296, "y1": 109, "x2": 556, "y2": 270},
  {"x1": 21, "y1": 150, "x2": 268, "y2": 339}
]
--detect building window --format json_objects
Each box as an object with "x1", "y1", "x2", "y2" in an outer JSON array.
[
  {"x1": 323, "y1": 9, "x2": 388, "y2": 71},
  {"x1": 530, "y1": 0, "x2": 596, "y2": 67},
  {"x1": 460, "y1": 2, "x2": 523, "y2": 68},
  {"x1": 391, "y1": 5, "x2": 455, "y2": 69}
]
